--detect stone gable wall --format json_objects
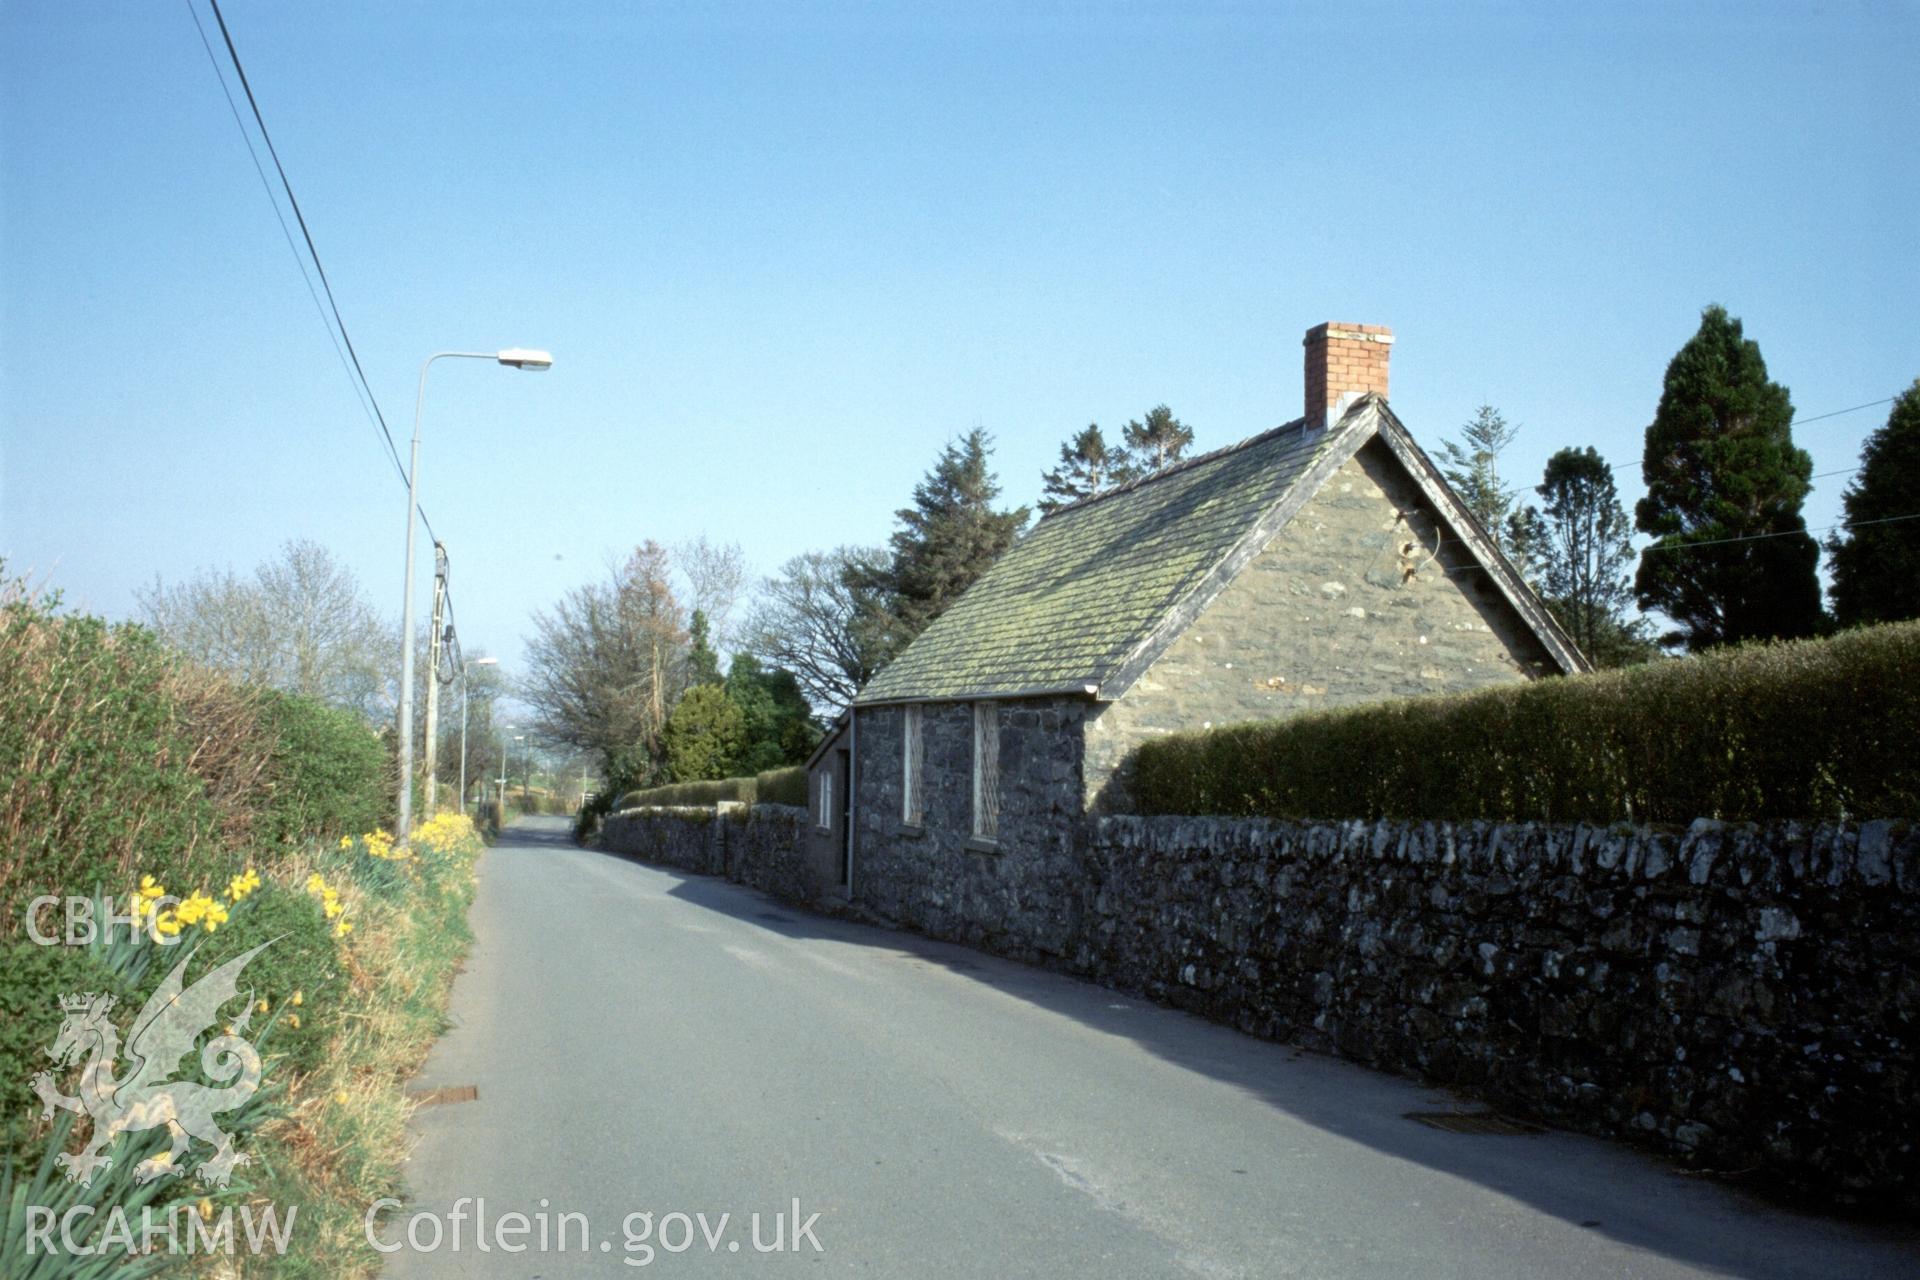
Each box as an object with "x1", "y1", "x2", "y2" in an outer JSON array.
[{"x1": 1085, "y1": 438, "x2": 1558, "y2": 810}]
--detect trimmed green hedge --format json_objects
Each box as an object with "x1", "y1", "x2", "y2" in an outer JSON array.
[
  {"x1": 1133, "y1": 620, "x2": 1920, "y2": 824},
  {"x1": 755, "y1": 765, "x2": 807, "y2": 807},
  {"x1": 616, "y1": 765, "x2": 806, "y2": 811}
]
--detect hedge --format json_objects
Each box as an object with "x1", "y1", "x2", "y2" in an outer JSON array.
[
  {"x1": 1132, "y1": 620, "x2": 1920, "y2": 825},
  {"x1": 253, "y1": 688, "x2": 389, "y2": 847},
  {"x1": 755, "y1": 765, "x2": 808, "y2": 807},
  {"x1": 616, "y1": 765, "x2": 806, "y2": 811},
  {"x1": 1, "y1": 584, "x2": 397, "y2": 936}
]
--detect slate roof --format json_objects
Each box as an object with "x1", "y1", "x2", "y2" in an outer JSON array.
[
  {"x1": 857, "y1": 410, "x2": 1347, "y2": 703},
  {"x1": 854, "y1": 396, "x2": 1588, "y2": 707}
]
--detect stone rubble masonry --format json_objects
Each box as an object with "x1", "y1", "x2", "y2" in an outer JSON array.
[
  {"x1": 1084, "y1": 439, "x2": 1556, "y2": 812},
  {"x1": 603, "y1": 799, "x2": 1919, "y2": 1212},
  {"x1": 600, "y1": 803, "x2": 815, "y2": 904},
  {"x1": 1080, "y1": 815, "x2": 1918, "y2": 1212},
  {"x1": 851, "y1": 698, "x2": 1092, "y2": 962}
]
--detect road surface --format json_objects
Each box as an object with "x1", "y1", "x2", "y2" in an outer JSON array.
[{"x1": 383, "y1": 817, "x2": 1917, "y2": 1277}]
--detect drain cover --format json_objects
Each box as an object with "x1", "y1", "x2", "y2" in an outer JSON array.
[
  {"x1": 1406, "y1": 1111, "x2": 1543, "y2": 1135},
  {"x1": 407, "y1": 1085, "x2": 478, "y2": 1108}
]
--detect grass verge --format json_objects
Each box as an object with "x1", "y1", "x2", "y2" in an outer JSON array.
[{"x1": 222, "y1": 821, "x2": 481, "y2": 1277}]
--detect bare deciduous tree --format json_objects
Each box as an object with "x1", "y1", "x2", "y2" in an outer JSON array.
[
  {"x1": 675, "y1": 536, "x2": 748, "y2": 654},
  {"x1": 744, "y1": 546, "x2": 887, "y2": 713},
  {"x1": 521, "y1": 541, "x2": 688, "y2": 782},
  {"x1": 137, "y1": 539, "x2": 394, "y2": 719}
]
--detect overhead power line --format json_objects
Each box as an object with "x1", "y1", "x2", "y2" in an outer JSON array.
[
  {"x1": 1603, "y1": 396, "x2": 1897, "y2": 476},
  {"x1": 1432, "y1": 509, "x2": 1918, "y2": 579},
  {"x1": 184, "y1": 0, "x2": 392, "y2": 481},
  {"x1": 190, "y1": 0, "x2": 469, "y2": 643},
  {"x1": 1636, "y1": 511, "x2": 1920, "y2": 554},
  {"x1": 202, "y1": 0, "x2": 409, "y2": 489}
]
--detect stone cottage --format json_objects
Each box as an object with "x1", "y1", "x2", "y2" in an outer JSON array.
[{"x1": 837, "y1": 324, "x2": 1586, "y2": 954}]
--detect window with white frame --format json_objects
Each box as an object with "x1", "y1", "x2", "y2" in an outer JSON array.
[
  {"x1": 902, "y1": 705, "x2": 925, "y2": 826},
  {"x1": 972, "y1": 701, "x2": 1000, "y2": 842},
  {"x1": 816, "y1": 768, "x2": 832, "y2": 832}
]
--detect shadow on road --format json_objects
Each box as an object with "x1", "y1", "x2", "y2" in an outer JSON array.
[{"x1": 582, "y1": 836, "x2": 1918, "y2": 1277}]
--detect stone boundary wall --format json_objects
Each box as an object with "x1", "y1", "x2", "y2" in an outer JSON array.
[
  {"x1": 599, "y1": 804, "x2": 816, "y2": 905},
  {"x1": 597, "y1": 802, "x2": 1916, "y2": 1208},
  {"x1": 1081, "y1": 816, "x2": 1917, "y2": 1210}
]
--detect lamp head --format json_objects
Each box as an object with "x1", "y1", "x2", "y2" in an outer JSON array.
[
  {"x1": 473, "y1": 657, "x2": 499, "y2": 667},
  {"x1": 496, "y1": 348, "x2": 553, "y2": 371}
]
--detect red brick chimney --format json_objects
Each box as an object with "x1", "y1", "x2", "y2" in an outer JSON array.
[{"x1": 1303, "y1": 322, "x2": 1393, "y2": 430}]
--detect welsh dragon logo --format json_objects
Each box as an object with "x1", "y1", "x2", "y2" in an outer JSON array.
[{"x1": 30, "y1": 941, "x2": 272, "y2": 1188}]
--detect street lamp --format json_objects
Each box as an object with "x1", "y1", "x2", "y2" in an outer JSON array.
[
  {"x1": 459, "y1": 656, "x2": 498, "y2": 813},
  {"x1": 514, "y1": 734, "x2": 528, "y2": 803},
  {"x1": 395, "y1": 349, "x2": 553, "y2": 847},
  {"x1": 497, "y1": 724, "x2": 514, "y2": 811}
]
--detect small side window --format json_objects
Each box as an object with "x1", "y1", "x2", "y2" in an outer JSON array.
[
  {"x1": 902, "y1": 705, "x2": 925, "y2": 826},
  {"x1": 971, "y1": 702, "x2": 999, "y2": 843},
  {"x1": 817, "y1": 770, "x2": 833, "y2": 832}
]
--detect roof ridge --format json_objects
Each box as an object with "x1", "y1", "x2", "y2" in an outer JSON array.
[{"x1": 1035, "y1": 416, "x2": 1313, "y2": 524}]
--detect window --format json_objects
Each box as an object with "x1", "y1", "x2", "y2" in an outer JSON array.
[
  {"x1": 816, "y1": 769, "x2": 832, "y2": 832},
  {"x1": 972, "y1": 701, "x2": 999, "y2": 843},
  {"x1": 902, "y1": 705, "x2": 925, "y2": 826}
]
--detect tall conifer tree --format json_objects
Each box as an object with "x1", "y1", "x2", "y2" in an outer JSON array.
[
  {"x1": 1828, "y1": 381, "x2": 1920, "y2": 628},
  {"x1": 1634, "y1": 306, "x2": 1823, "y2": 649}
]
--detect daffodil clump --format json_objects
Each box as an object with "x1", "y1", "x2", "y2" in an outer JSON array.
[
  {"x1": 305, "y1": 871, "x2": 353, "y2": 937},
  {"x1": 410, "y1": 811, "x2": 480, "y2": 858},
  {"x1": 340, "y1": 827, "x2": 404, "y2": 860},
  {"x1": 128, "y1": 865, "x2": 260, "y2": 938}
]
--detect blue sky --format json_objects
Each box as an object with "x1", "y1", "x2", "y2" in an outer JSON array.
[{"x1": 3, "y1": 1, "x2": 1915, "y2": 680}]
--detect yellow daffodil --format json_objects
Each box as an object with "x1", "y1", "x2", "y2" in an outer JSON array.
[
  {"x1": 223, "y1": 868, "x2": 260, "y2": 903},
  {"x1": 198, "y1": 1198, "x2": 213, "y2": 1220},
  {"x1": 286, "y1": 1013, "x2": 300, "y2": 1029},
  {"x1": 291, "y1": 991, "x2": 303, "y2": 1007},
  {"x1": 334, "y1": 919, "x2": 353, "y2": 937}
]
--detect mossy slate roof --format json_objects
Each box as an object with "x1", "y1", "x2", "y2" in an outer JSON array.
[{"x1": 855, "y1": 415, "x2": 1341, "y2": 705}]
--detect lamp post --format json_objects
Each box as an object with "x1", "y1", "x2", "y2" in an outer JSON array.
[
  {"x1": 395, "y1": 348, "x2": 552, "y2": 847},
  {"x1": 514, "y1": 734, "x2": 528, "y2": 803},
  {"x1": 459, "y1": 656, "x2": 498, "y2": 813},
  {"x1": 497, "y1": 724, "x2": 514, "y2": 812}
]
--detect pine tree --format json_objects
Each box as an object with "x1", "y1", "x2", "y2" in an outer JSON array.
[
  {"x1": 1634, "y1": 305, "x2": 1823, "y2": 649},
  {"x1": 849, "y1": 430, "x2": 1028, "y2": 665},
  {"x1": 1039, "y1": 423, "x2": 1138, "y2": 513},
  {"x1": 1518, "y1": 447, "x2": 1653, "y2": 667},
  {"x1": 1120, "y1": 405, "x2": 1194, "y2": 473},
  {"x1": 685, "y1": 609, "x2": 722, "y2": 687},
  {"x1": 1828, "y1": 380, "x2": 1920, "y2": 627},
  {"x1": 1437, "y1": 405, "x2": 1528, "y2": 562}
]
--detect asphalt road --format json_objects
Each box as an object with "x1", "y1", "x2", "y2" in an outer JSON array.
[{"x1": 382, "y1": 817, "x2": 1917, "y2": 1278}]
